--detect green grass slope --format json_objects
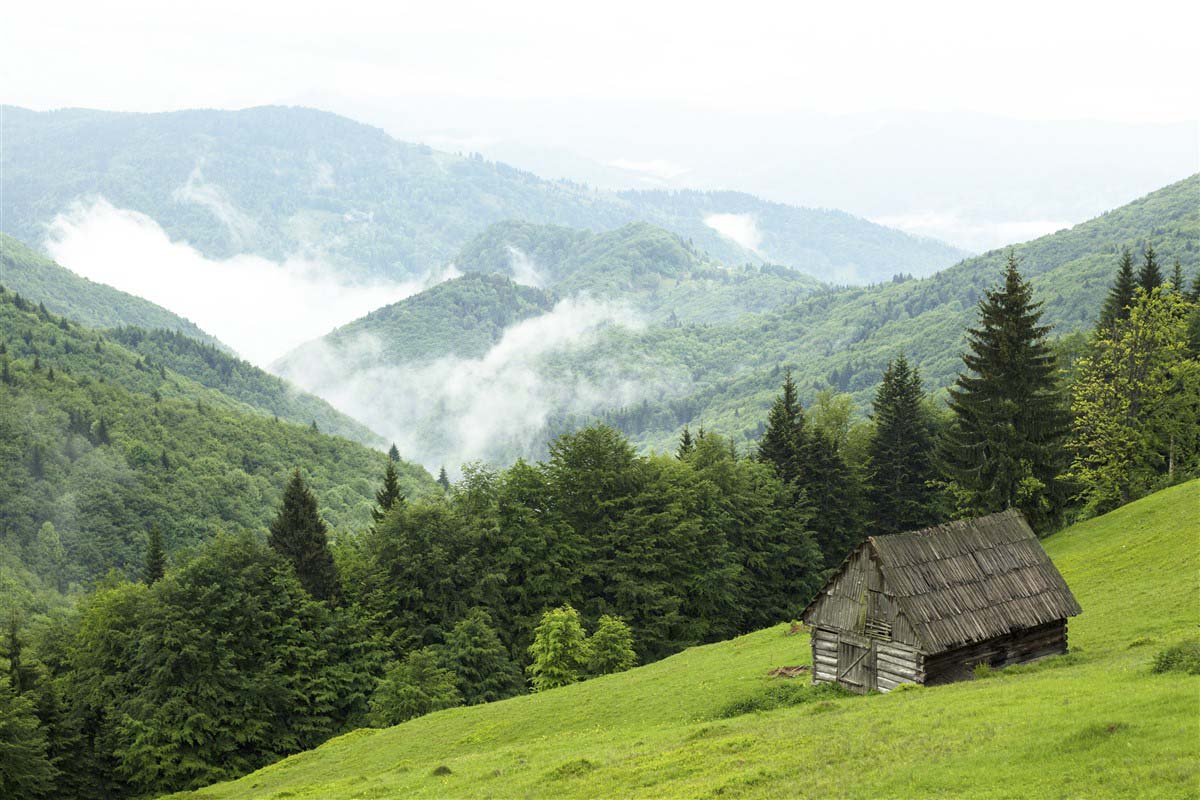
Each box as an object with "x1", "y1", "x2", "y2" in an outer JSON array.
[{"x1": 180, "y1": 480, "x2": 1200, "y2": 799}]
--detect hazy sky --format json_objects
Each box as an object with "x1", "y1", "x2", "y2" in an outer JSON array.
[{"x1": 3, "y1": 0, "x2": 1198, "y2": 123}]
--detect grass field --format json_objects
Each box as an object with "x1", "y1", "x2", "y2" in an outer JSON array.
[{"x1": 176, "y1": 481, "x2": 1200, "y2": 799}]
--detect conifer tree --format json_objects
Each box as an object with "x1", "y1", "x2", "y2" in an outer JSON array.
[
  {"x1": 1138, "y1": 242, "x2": 1163, "y2": 295},
  {"x1": 388, "y1": 443, "x2": 400, "y2": 462},
  {"x1": 368, "y1": 648, "x2": 461, "y2": 727},
  {"x1": 144, "y1": 525, "x2": 165, "y2": 585},
  {"x1": 0, "y1": 676, "x2": 56, "y2": 799},
  {"x1": 867, "y1": 355, "x2": 936, "y2": 535},
  {"x1": 371, "y1": 459, "x2": 404, "y2": 525},
  {"x1": 268, "y1": 470, "x2": 342, "y2": 603},
  {"x1": 437, "y1": 466, "x2": 451, "y2": 492},
  {"x1": 1169, "y1": 258, "x2": 1185, "y2": 293},
  {"x1": 676, "y1": 425, "x2": 695, "y2": 459},
  {"x1": 1099, "y1": 247, "x2": 1136, "y2": 328},
  {"x1": 441, "y1": 608, "x2": 523, "y2": 705},
  {"x1": 757, "y1": 370, "x2": 804, "y2": 486},
  {"x1": 943, "y1": 253, "x2": 1068, "y2": 527}
]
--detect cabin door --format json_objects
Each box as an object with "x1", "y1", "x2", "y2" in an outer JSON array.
[{"x1": 836, "y1": 632, "x2": 875, "y2": 693}]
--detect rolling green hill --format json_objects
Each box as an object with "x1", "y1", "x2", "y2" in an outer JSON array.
[
  {"x1": 0, "y1": 284, "x2": 433, "y2": 599},
  {"x1": 0, "y1": 233, "x2": 223, "y2": 348},
  {"x1": 176, "y1": 480, "x2": 1200, "y2": 799},
  {"x1": 0, "y1": 105, "x2": 966, "y2": 283}
]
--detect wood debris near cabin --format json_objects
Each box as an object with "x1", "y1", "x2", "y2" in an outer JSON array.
[{"x1": 767, "y1": 665, "x2": 810, "y2": 678}]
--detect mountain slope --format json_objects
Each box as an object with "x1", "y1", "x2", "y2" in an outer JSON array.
[
  {"x1": 0, "y1": 285, "x2": 433, "y2": 590},
  {"x1": 0, "y1": 105, "x2": 966, "y2": 283},
  {"x1": 176, "y1": 481, "x2": 1200, "y2": 799},
  {"x1": 0, "y1": 232, "x2": 223, "y2": 348}
]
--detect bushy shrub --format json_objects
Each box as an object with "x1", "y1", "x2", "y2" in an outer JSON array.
[
  {"x1": 1151, "y1": 640, "x2": 1200, "y2": 675},
  {"x1": 716, "y1": 680, "x2": 850, "y2": 719}
]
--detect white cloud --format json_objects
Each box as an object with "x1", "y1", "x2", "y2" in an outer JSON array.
[
  {"x1": 608, "y1": 158, "x2": 690, "y2": 181},
  {"x1": 704, "y1": 212, "x2": 762, "y2": 254},
  {"x1": 507, "y1": 246, "x2": 544, "y2": 288},
  {"x1": 871, "y1": 211, "x2": 1074, "y2": 252},
  {"x1": 172, "y1": 166, "x2": 260, "y2": 248},
  {"x1": 43, "y1": 198, "x2": 449, "y2": 366},
  {"x1": 275, "y1": 296, "x2": 659, "y2": 473}
]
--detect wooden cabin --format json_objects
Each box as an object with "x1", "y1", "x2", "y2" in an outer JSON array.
[{"x1": 800, "y1": 508, "x2": 1081, "y2": 693}]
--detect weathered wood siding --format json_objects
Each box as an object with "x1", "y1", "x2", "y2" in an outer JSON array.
[
  {"x1": 924, "y1": 620, "x2": 1068, "y2": 685},
  {"x1": 810, "y1": 627, "x2": 923, "y2": 693},
  {"x1": 802, "y1": 545, "x2": 921, "y2": 649},
  {"x1": 811, "y1": 627, "x2": 839, "y2": 684},
  {"x1": 873, "y1": 640, "x2": 923, "y2": 692}
]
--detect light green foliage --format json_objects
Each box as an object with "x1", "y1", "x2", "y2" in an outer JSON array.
[
  {"x1": 369, "y1": 648, "x2": 463, "y2": 727},
  {"x1": 527, "y1": 605, "x2": 589, "y2": 692},
  {"x1": 175, "y1": 482, "x2": 1200, "y2": 800},
  {"x1": 1068, "y1": 288, "x2": 1200, "y2": 513},
  {"x1": 1151, "y1": 640, "x2": 1200, "y2": 675},
  {"x1": 586, "y1": 615, "x2": 637, "y2": 676}
]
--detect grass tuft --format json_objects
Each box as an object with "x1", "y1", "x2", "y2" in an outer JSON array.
[
  {"x1": 1151, "y1": 640, "x2": 1200, "y2": 675},
  {"x1": 714, "y1": 680, "x2": 850, "y2": 719}
]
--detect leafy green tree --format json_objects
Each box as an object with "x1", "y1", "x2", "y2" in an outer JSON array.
[
  {"x1": 269, "y1": 470, "x2": 342, "y2": 603},
  {"x1": 1099, "y1": 247, "x2": 1136, "y2": 327},
  {"x1": 527, "y1": 605, "x2": 589, "y2": 692},
  {"x1": 0, "y1": 676, "x2": 55, "y2": 799},
  {"x1": 586, "y1": 614, "x2": 637, "y2": 676},
  {"x1": 143, "y1": 525, "x2": 165, "y2": 585},
  {"x1": 1138, "y1": 242, "x2": 1163, "y2": 295},
  {"x1": 1068, "y1": 288, "x2": 1199, "y2": 513},
  {"x1": 368, "y1": 647, "x2": 461, "y2": 727},
  {"x1": 867, "y1": 355, "x2": 937, "y2": 535},
  {"x1": 441, "y1": 608, "x2": 523, "y2": 705},
  {"x1": 943, "y1": 254, "x2": 1068, "y2": 528},
  {"x1": 371, "y1": 459, "x2": 405, "y2": 526}
]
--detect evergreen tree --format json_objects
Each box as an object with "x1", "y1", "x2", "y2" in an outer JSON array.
[
  {"x1": 1099, "y1": 247, "x2": 1136, "y2": 327},
  {"x1": 943, "y1": 253, "x2": 1068, "y2": 527},
  {"x1": 441, "y1": 608, "x2": 523, "y2": 705},
  {"x1": 676, "y1": 425, "x2": 695, "y2": 459},
  {"x1": 1138, "y1": 242, "x2": 1163, "y2": 295},
  {"x1": 1, "y1": 358, "x2": 10, "y2": 385},
  {"x1": 586, "y1": 614, "x2": 637, "y2": 676},
  {"x1": 0, "y1": 676, "x2": 56, "y2": 799},
  {"x1": 1170, "y1": 258, "x2": 1185, "y2": 294},
  {"x1": 368, "y1": 648, "x2": 461, "y2": 727},
  {"x1": 370, "y1": 459, "x2": 404, "y2": 525},
  {"x1": 757, "y1": 370, "x2": 804, "y2": 486},
  {"x1": 387, "y1": 443, "x2": 400, "y2": 462},
  {"x1": 437, "y1": 466, "x2": 451, "y2": 492},
  {"x1": 867, "y1": 355, "x2": 936, "y2": 535},
  {"x1": 144, "y1": 525, "x2": 165, "y2": 585},
  {"x1": 527, "y1": 605, "x2": 589, "y2": 692},
  {"x1": 268, "y1": 470, "x2": 342, "y2": 603}
]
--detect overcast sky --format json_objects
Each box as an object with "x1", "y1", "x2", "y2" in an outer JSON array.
[{"x1": 3, "y1": 0, "x2": 1198, "y2": 123}]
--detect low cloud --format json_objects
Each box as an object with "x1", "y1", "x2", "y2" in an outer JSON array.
[
  {"x1": 703, "y1": 212, "x2": 763, "y2": 254},
  {"x1": 275, "y1": 297, "x2": 664, "y2": 473},
  {"x1": 43, "y1": 198, "x2": 449, "y2": 367},
  {"x1": 871, "y1": 211, "x2": 1073, "y2": 252},
  {"x1": 507, "y1": 246, "x2": 545, "y2": 288},
  {"x1": 172, "y1": 166, "x2": 261, "y2": 249},
  {"x1": 608, "y1": 158, "x2": 690, "y2": 181}
]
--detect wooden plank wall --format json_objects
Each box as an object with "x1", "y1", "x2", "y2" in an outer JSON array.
[
  {"x1": 812, "y1": 627, "x2": 838, "y2": 684},
  {"x1": 874, "y1": 640, "x2": 923, "y2": 692},
  {"x1": 924, "y1": 620, "x2": 1068, "y2": 685}
]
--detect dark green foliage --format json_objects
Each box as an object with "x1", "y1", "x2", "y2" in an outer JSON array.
[
  {"x1": 715, "y1": 680, "x2": 851, "y2": 719},
  {"x1": 1138, "y1": 242, "x2": 1163, "y2": 295},
  {"x1": 142, "y1": 526, "x2": 164, "y2": 585},
  {"x1": 1150, "y1": 640, "x2": 1200, "y2": 675},
  {"x1": 441, "y1": 608, "x2": 522, "y2": 705},
  {"x1": 677, "y1": 425, "x2": 695, "y2": 459},
  {"x1": 756, "y1": 371, "x2": 804, "y2": 487},
  {"x1": 437, "y1": 467, "x2": 451, "y2": 492},
  {"x1": 867, "y1": 355, "x2": 937, "y2": 535},
  {"x1": 943, "y1": 254, "x2": 1068, "y2": 528},
  {"x1": 586, "y1": 615, "x2": 637, "y2": 676},
  {"x1": 1099, "y1": 247, "x2": 1136, "y2": 328},
  {"x1": 368, "y1": 648, "x2": 462, "y2": 727},
  {"x1": 268, "y1": 471, "x2": 342, "y2": 604},
  {"x1": 388, "y1": 443, "x2": 400, "y2": 462},
  {"x1": 0, "y1": 676, "x2": 56, "y2": 799},
  {"x1": 371, "y1": 459, "x2": 405, "y2": 526}
]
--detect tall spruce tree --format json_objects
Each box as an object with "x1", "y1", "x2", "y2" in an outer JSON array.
[
  {"x1": 676, "y1": 425, "x2": 695, "y2": 459},
  {"x1": 371, "y1": 459, "x2": 404, "y2": 525},
  {"x1": 387, "y1": 443, "x2": 400, "y2": 462},
  {"x1": 757, "y1": 370, "x2": 805, "y2": 486},
  {"x1": 436, "y1": 466, "x2": 451, "y2": 492},
  {"x1": 1138, "y1": 242, "x2": 1163, "y2": 295},
  {"x1": 1169, "y1": 258, "x2": 1185, "y2": 294},
  {"x1": 1099, "y1": 247, "x2": 1136, "y2": 327},
  {"x1": 943, "y1": 253, "x2": 1068, "y2": 527},
  {"x1": 268, "y1": 470, "x2": 342, "y2": 603},
  {"x1": 867, "y1": 355, "x2": 936, "y2": 535},
  {"x1": 144, "y1": 524, "x2": 165, "y2": 585}
]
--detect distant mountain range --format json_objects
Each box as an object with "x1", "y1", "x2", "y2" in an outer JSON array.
[
  {"x1": 0, "y1": 105, "x2": 967, "y2": 284},
  {"x1": 274, "y1": 176, "x2": 1200, "y2": 469}
]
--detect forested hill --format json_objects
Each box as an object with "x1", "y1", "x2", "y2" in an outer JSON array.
[
  {"x1": 0, "y1": 284, "x2": 433, "y2": 600},
  {"x1": 0, "y1": 233, "x2": 223, "y2": 348},
  {"x1": 0, "y1": 105, "x2": 966, "y2": 283}
]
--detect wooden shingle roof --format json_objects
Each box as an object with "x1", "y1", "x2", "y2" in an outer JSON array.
[
  {"x1": 804, "y1": 509, "x2": 1081, "y2": 654},
  {"x1": 870, "y1": 509, "x2": 1081, "y2": 652}
]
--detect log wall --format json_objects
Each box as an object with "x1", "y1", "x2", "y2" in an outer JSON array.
[{"x1": 923, "y1": 620, "x2": 1068, "y2": 685}]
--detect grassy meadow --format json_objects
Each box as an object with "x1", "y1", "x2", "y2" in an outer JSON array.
[{"x1": 175, "y1": 480, "x2": 1200, "y2": 799}]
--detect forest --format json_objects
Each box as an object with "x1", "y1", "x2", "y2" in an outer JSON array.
[{"x1": 2, "y1": 234, "x2": 1197, "y2": 797}]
